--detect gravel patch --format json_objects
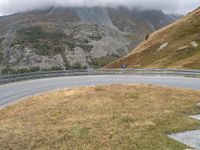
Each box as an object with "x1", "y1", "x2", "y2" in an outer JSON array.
[
  {"x1": 191, "y1": 41, "x2": 198, "y2": 48},
  {"x1": 157, "y1": 42, "x2": 168, "y2": 50},
  {"x1": 169, "y1": 103, "x2": 200, "y2": 149},
  {"x1": 190, "y1": 115, "x2": 200, "y2": 121},
  {"x1": 169, "y1": 130, "x2": 200, "y2": 150}
]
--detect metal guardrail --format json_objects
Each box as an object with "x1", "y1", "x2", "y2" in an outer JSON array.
[{"x1": 0, "y1": 69, "x2": 200, "y2": 85}]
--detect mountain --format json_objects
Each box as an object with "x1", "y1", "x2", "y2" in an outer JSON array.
[
  {"x1": 0, "y1": 7, "x2": 175, "y2": 74},
  {"x1": 107, "y1": 7, "x2": 200, "y2": 70}
]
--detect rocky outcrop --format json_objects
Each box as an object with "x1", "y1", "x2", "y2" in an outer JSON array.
[
  {"x1": 77, "y1": 7, "x2": 114, "y2": 28},
  {"x1": 0, "y1": 23, "x2": 129, "y2": 74}
]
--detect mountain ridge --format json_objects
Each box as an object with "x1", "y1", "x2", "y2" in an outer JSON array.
[{"x1": 0, "y1": 6, "x2": 176, "y2": 74}]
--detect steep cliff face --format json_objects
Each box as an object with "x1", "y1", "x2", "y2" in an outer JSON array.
[
  {"x1": 139, "y1": 10, "x2": 175, "y2": 30},
  {"x1": 0, "y1": 7, "x2": 176, "y2": 74},
  {"x1": 107, "y1": 7, "x2": 176, "y2": 49},
  {"x1": 77, "y1": 7, "x2": 114, "y2": 28}
]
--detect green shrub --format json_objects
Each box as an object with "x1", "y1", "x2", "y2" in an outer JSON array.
[
  {"x1": 14, "y1": 26, "x2": 68, "y2": 56},
  {"x1": 54, "y1": 46, "x2": 64, "y2": 54},
  {"x1": 0, "y1": 37, "x2": 5, "y2": 44},
  {"x1": 33, "y1": 43, "x2": 51, "y2": 55},
  {"x1": 2, "y1": 66, "x2": 40, "y2": 75},
  {"x1": 17, "y1": 26, "x2": 49, "y2": 43},
  {"x1": 0, "y1": 50, "x2": 3, "y2": 63},
  {"x1": 78, "y1": 44, "x2": 93, "y2": 52},
  {"x1": 50, "y1": 32, "x2": 67, "y2": 39},
  {"x1": 2, "y1": 66, "x2": 15, "y2": 75},
  {"x1": 89, "y1": 55, "x2": 119, "y2": 68},
  {"x1": 41, "y1": 66, "x2": 64, "y2": 72},
  {"x1": 30, "y1": 67, "x2": 40, "y2": 72},
  {"x1": 89, "y1": 35, "x2": 102, "y2": 41},
  {"x1": 62, "y1": 56, "x2": 71, "y2": 70},
  {"x1": 66, "y1": 41, "x2": 76, "y2": 50},
  {"x1": 71, "y1": 62, "x2": 87, "y2": 69},
  {"x1": 26, "y1": 26, "x2": 65, "y2": 41}
]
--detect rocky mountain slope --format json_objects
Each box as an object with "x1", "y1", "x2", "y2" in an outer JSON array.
[
  {"x1": 107, "y1": 7, "x2": 200, "y2": 69},
  {"x1": 0, "y1": 7, "x2": 176, "y2": 74}
]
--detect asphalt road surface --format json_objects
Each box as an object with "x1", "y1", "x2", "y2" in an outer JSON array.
[{"x1": 1, "y1": 75, "x2": 200, "y2": 108}]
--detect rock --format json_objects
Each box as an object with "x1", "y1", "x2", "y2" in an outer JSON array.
[
  {"x1": 169, "y1": 130, "x2": 200, "y2": 150},
  {"x1": 191, "y1": 41, "x2": 198, "y2": 48},
  {"x1": 157, "y1": 42, "x2": 168, "y2": 51},
  {"x1": 65, "y1": 47, "x2": 89, "y2": 66},
  {"x1": 190, "y1": 115, "x2": 200, "y2": 121}
]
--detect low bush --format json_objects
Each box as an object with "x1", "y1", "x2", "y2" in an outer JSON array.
[
  {"x1": 71, "y1": 62, "x2": 87, "y2": 69},
  {"x1": 14, "y1": 26, "x2": 68, "y2": 56},
  {"x1": 2, "y1": 66, "x2": 40, "y2": 75},
  {"x1": 41, "y1": 66, "x2": 64, "y2": 72}
]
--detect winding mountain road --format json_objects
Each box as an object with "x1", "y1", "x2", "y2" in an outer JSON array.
[{"x1": 1, "y1": 74, "x2": 200, "y2": 108}]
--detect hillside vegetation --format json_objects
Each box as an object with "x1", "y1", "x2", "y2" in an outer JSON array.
[{"x1": 107, "y1": 7, "x2": 200, "y2": 69}]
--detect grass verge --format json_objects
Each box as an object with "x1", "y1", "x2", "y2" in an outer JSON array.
[{"x1": 0, "y1": 84, "x2": 200, "y2": 150}]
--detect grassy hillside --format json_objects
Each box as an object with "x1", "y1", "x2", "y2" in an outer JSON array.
[
  {"x1": 107, "y1": 7, "x2": 200, "y2": 69},
  {"x1": 0, "y1": 84, "x2": 200, "y2": 149}
]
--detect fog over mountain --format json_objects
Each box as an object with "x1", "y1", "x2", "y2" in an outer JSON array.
[{"x1": 0, "y1": 0, "x2": 200, "y2": 16}]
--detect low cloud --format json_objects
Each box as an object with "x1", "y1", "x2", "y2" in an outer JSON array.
[{"x1": 0, "y1": 0, "x2": 200, "y2": 15}]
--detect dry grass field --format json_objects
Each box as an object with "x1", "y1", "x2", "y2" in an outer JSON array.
[{"x1": 0, "y1": 84, "x2": 200, "y2": 150}]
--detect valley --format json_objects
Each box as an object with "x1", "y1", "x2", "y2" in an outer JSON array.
[{"x1": 0, "y1": 7, "x2": 176, "y2": 75}]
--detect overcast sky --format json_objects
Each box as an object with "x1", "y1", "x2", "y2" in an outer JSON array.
[{"x1": 0, "y1": 0, "x2": 200, "y2": 16}]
